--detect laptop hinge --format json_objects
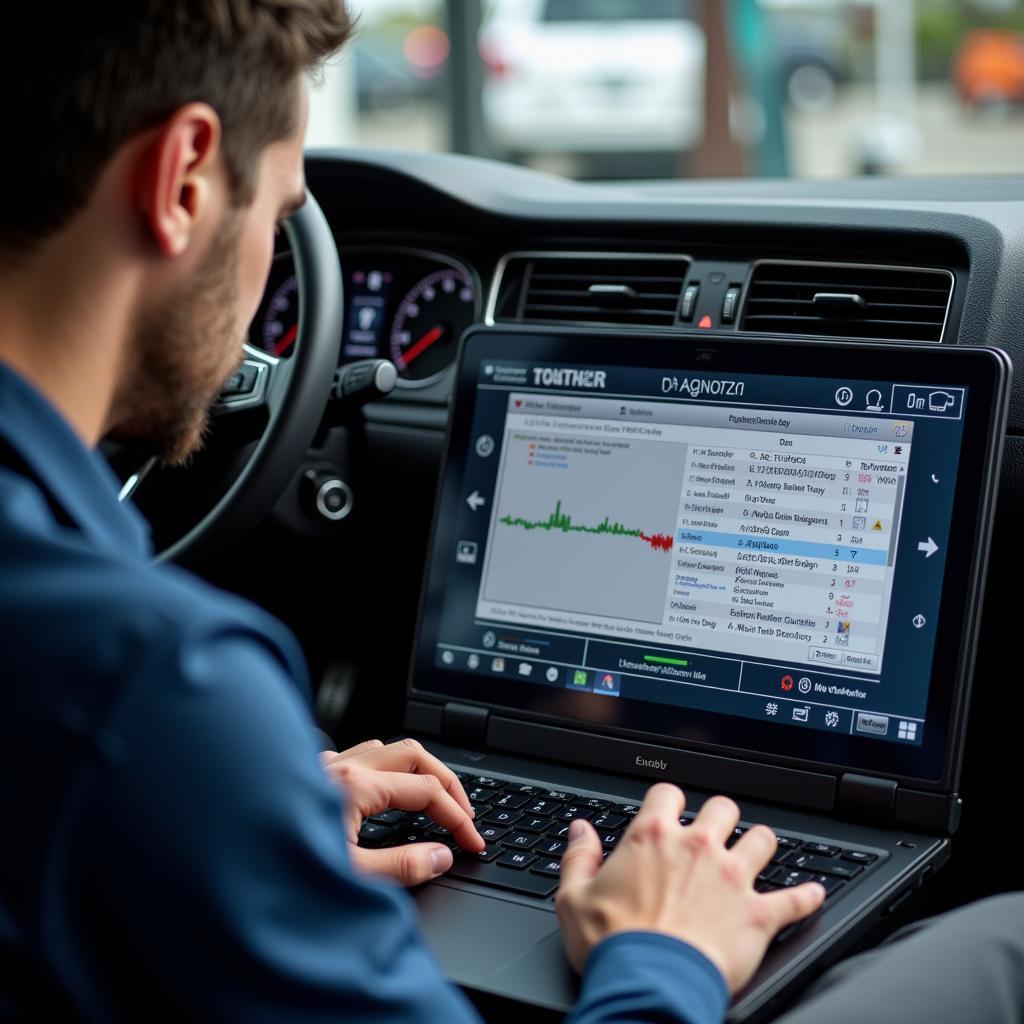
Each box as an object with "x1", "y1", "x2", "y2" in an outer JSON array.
[
  {"x1": 441, "y1": 702, "x2": 489, "y2": 749},
  {"x1": 837, "y1": 773, "x2": 897, "y2": 824}
]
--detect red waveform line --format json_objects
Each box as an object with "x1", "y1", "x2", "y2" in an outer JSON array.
[{"x1": 639, "y1": 532, "x2": 673, "y2": 552}]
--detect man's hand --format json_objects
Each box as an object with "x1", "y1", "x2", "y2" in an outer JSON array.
[
  {"x1": 556, "y1": 783, "x2": 825, "y2": 993},
  {"x1": 321, "y1": 738, "x2": 485, "y2": 887}
]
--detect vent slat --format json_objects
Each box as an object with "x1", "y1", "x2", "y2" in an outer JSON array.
[
  {"x1": 740, "y1": 262, "x2": 952, "y2": 343},
  {"x1": 495, "y1": 254, "x2": 691, "y2": 328}
]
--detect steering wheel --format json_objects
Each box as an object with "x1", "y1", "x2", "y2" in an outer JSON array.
[{"x1": 118, "y1": 192, "x2": 343, "y2": 565}]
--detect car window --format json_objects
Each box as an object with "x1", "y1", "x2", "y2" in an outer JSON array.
[{"x1": 314, "y1": 0, "x2": 1024, "y2": 181}]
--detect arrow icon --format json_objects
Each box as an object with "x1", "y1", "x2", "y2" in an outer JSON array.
[
  {"x1": 917, "y1": 537, "x2": 938, "y2": 558},
  {"x1": 467, "y1": 491, "x2": 486, "y2": 512}
]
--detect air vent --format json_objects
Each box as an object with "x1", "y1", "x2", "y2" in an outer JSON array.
[
  {"x1": 488, "y1": 252, "x2": 691, "y2": 329},
  {"x1": 740, "y1": 261, "x2": 953, "y2": 343}
]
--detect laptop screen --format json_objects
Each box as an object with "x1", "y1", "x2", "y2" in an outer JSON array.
[{"x1": 411, "y1": 329, "x2": 1007, "y2": 784}]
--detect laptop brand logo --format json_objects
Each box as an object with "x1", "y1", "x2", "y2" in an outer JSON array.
[
  {"x1": 635, "y1": 755, "x2": 668, "y2": 771},
  {"x1": 532, "y1": 367, "x2": 607, "y2": 389}
]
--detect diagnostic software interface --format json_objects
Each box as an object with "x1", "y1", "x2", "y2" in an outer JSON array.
[{"x1": 433, "y1": 359, "x2": 968, "y2": 750}]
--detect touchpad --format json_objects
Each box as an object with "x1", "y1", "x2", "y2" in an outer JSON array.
[{"x1": 416, "y1": 884, "x2": 564, "y2": 985}]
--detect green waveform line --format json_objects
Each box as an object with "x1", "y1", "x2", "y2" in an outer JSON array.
[{"x1": 498, "y1": 500, "x2": 673, "y2": 552}]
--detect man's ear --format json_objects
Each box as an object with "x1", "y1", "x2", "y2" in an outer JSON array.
[{"x1": 136, "y1": 103, "x2": 224, "y2": 258}]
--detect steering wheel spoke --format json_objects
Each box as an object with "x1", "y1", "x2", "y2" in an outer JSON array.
[{"x1": 213, "y1": 348, "x2": 278, "y2": 417}]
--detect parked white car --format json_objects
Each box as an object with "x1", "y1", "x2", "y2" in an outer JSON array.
[{"x1": 479, "y1": 0, "x2": 705, "y2": 161}]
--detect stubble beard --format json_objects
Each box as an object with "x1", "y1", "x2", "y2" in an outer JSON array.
[{"x1": 109, "y1": 214, "x2": 246, "y2": 467}]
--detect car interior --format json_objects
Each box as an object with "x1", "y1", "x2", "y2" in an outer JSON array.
[{"x1": 102, "y1": 1, "x2": 1024, "y2": 1019}]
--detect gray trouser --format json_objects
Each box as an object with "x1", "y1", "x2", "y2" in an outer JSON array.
[{"x1": 775, "y1": 894, "x2": 1024, "y2": 1024}]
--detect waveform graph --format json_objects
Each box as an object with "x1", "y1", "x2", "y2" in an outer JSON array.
[{"x1": 479, "y1": 429, "x2": 688, "y2": 625}]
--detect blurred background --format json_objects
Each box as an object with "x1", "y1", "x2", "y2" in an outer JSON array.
[{"x1": 306, "y1": 0, "x2": 1024, "y2": 179}]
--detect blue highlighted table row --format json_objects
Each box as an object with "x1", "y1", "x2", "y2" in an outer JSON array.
[{"x1": 676, "y1": 530, "x2": 888, "y2": 566}]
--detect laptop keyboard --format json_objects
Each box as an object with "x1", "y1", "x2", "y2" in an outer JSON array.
[{"x1": 357, "y1": 771, "x2": 880, "y2": 911}]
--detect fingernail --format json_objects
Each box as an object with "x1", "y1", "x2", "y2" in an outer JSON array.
[
  {"x1": 430, "y1": 846, "x2": 453, "y2": 878},
  {"x1": 568, "y1": 819, "x2": 586, "y2": 842}
]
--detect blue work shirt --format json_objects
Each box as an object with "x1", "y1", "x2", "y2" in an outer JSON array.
[{"x1": 0, "y1": 361, "x2": 728, "y2": 1022}]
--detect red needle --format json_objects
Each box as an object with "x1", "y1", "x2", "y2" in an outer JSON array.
[
  {"x1": 402, "y1": 325, "x2": 444, "y2": 366},
  {"x1": 273, "y1": 323, "x2": 298, "y2": 356}
]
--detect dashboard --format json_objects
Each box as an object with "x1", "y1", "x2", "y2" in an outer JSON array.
[{"x1": 249, "y1": 246, "x2": 482, "y2": 387}]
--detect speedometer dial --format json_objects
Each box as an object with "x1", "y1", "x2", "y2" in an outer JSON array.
[{"x1": 389, "y1": 269, "x2": 476, "y2": 383}]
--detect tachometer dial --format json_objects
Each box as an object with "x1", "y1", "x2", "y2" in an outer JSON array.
[
  {"x1": 389, "y1": 269, "x2": 476, "y2": 382},
  {"x1": 261, "y1": 274, "x2": 299, "y2": 358}
]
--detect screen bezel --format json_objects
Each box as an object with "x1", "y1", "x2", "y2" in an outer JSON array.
[{"x1": 408, "y1": 327, "x2": 1009, "y2": 791}]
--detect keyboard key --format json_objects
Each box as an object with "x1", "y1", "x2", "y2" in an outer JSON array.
[
  {"x1": 726, "y1": 828, "x2": 746, "y2": 848},
  {"x1": 537, "y1": 838, "x2": 567, "y2": 857},
  {"x1": 509, "y1": 784, "x2": 542, "y2": 796},
  {"x1": 525, "y1": 800, "x2": 562, "y2": 816},
  {"x1": 367, "y1": 809, "x2": 405, "y2": 825},
  {"x1": 483, "y1": 809, "x2": 523, "y2": 827},
  {"x1": 591, "y1": 812, "x2": 626, "y2": 830},
  {"x1": 812, "y1": 874, "x2": 846, "y2": 897},
  {"x1": 409, "y1": 814, "x2": 432, "y2": 830},
  {"x1": 358, "y1": 822, "x2": 396, "y2": 845},
  {"x1": 446, "y1": 858, "x2": 558, "y2": 897},
  {"x1": 581, "y1": 797, "x2": 611, "y2": 810},
  {"x1": 530, "y1": 859, "x2": 563, "y2": 878},
  {"x1": 502, "y1": 832, "x2": 541, "y2": 850},
  {"x1": 557, "y1": 806, "x2": 595, "y2": 822},
  {"x1": 756, "y1": 867, "x2": 780, "y2": 885},
  {"x1": 477, "y1": 826, "x2": 509, "y2": 844},
  {"x1": 545, "y1": 823, "x2": 572, "y2": 839},
  {"x1": 778, "y1": 869, "x2": 816, "y2": 887},
  {"x1": 545, "y1": 790, "x2": 576, "y2": 802},
  {"x1": 469, "y1": 844, "x2": 501, "y2": 862},
  {"x1": 756, "y1": 879, "x2": 781, "y2": 894},
  {"x1": 775, "y1": 835, "x2": 801, "y2": 851},
  {"x1": 843, "y1": 850, "x2": 878, "y2": 865},
  {"x1": 454, "y1": 771, "x2": 473, "y2": 783},
  {"x1": 600, "y1": 833, "x2": 622, "y2": 851},
  {"x1": 617, "y1": 804, "x2": 641, "y2": 817},
  {"x1": 473, "y1": 777, "x2": 504, "y2": 789},
  {"x1": 392, "y1": 831, "x2": 427, "y2": 845},
  {"x1": 786, "y1": 853, "x2": 862, "y2": 879},
  {"x1": 517, "y1": 816, "x2": 554, "y2": 833},
  {"x1": 493, "y1": 792, "x2": 530, "y2": 809},
  {"x1": 497, "y1": 850, "x2": 538, "y2": 870},
  {"x1": 802, "y1": 842, "x2": 841, "y2": 858},
  {"x1": 467, "y1": 787, "x2": 500, "y2": 803}
]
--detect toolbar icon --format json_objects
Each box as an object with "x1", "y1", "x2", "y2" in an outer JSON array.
[
  {"x1": 834, "y1": 387, "x2": 854, "y2": 407},
  {"x1": 456, "y1": 540, "x2": 478, "y2": 565}
]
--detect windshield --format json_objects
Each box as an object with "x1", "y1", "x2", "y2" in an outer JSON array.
[{"x1": 312, "y1": 0, "x2": 1024, "y2": 180}]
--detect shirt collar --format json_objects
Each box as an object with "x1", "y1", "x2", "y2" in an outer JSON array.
[{"x1": 0, "y1": 362, "x2": 153, "y2": 560}]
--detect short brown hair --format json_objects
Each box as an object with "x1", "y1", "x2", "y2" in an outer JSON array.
[{"x1": 1, "y1": 1, "x2": 354, "y2": 253}]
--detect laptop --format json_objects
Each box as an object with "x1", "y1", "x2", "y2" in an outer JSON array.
[{"x1": 361, "y1": 326, "x2": 1010, "y2": 1021}]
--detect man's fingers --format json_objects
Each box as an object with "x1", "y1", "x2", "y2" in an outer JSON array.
[
  {"x1": 557, "y1": 819, "x2": 603, "y2": 896},
  {"x1": 350, "y1": 843, "x2": 454, "y2": 887},
  {"x1": 331, "y1": 739, "x2": 386, "y2": 763},
  {"x1": 631, "y1": 782, "x2": 686, "y2": 828},
  {"x1": 760, "y1": 882, "x2": 827, "y2": 934},
  {"x1": 730, "y1": 825, "x2": 777, "y2": 876},
  {"x1": 690, "y1": 795, "x2": 741, "y2": 845},
  {"x1": 345, "y1": 738, "x2": 474, "y2": 817},
  {"x1": 376, "y1": 771, "x2": 484, "y2": 852}
]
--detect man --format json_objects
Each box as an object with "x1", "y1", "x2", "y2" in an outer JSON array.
[{"x1": 1, "y1": 3, "x2": 1022, "y2": 1022}]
